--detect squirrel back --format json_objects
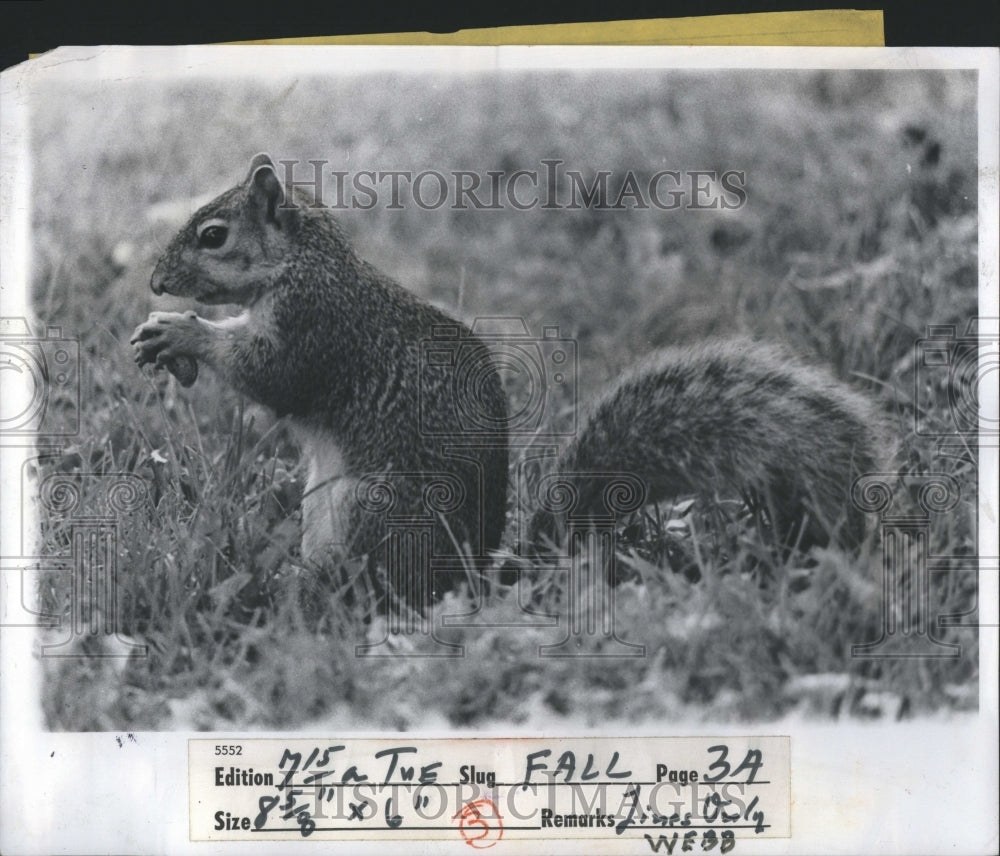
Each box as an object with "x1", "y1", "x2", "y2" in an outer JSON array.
[
  {"x1": 141, "y1": 155, "x2": 510, "y2": 593},
  {"x1": 528, "y1": 339, "x2": 883, "y2": 554}
]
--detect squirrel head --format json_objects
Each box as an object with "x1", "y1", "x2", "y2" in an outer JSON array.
[{"x1": 150, "y1": 154, "x2": 301, "y2": 305}]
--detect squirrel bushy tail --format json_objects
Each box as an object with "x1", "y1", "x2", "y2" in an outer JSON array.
[{"x1": 528, "y1": 339, "x2": 883, "y2": 555}]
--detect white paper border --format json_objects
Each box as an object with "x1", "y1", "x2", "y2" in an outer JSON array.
[{"x1": 1, "y1": 44, "x2": 997, "y2": 856}]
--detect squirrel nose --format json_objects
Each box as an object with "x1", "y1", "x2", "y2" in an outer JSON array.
[{"x1": 150, "y1": 264, "x2": 165, "y2": 295}]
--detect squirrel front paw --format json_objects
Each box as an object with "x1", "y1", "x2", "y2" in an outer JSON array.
[{"x1": 131, "y1": 311, "x2": 201, "y2": 387}]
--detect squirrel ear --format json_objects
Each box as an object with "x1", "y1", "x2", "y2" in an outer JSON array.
[
  {"x1": 246, "y1": 156, "x2": 289, "y2": 226},
  {"x1": 246, "y1": 153, "x2": 276, "y2": 182}
]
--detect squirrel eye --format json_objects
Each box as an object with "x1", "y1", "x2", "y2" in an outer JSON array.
[{"x1": 197, "y1": 224, "x2": 228, "y2": 249}]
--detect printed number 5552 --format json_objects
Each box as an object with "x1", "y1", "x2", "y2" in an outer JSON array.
[{"x1": 215, "y1": 745, "x2": 243, "y2": 756}]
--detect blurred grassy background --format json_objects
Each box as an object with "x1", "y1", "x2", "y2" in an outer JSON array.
[{"x1": 27, "y1": 66, "x2": 979, "y2": 729}]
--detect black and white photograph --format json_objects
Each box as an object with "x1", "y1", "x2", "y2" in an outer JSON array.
[{"x1": 1, "y1": 43, "x2": 997, "y2": 854}]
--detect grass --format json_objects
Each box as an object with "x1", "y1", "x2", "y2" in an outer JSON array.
[{"x1": 25, "y1": 67, "x2": 980, "y2": 729}]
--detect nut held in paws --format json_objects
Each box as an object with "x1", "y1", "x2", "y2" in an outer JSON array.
[{"x1": 167, "y1": 356, "x2": 199, "y2": 387}]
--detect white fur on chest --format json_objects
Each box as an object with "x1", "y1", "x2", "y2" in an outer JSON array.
[
  {"x1": 291, "y1": 419, "x2": 346, "y2": 491},
  {"x1": 291, "y1": 419, "x2": 354, "y2": 561}
]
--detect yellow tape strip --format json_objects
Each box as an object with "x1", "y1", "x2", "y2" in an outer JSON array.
[{"x1": 226, "y1": 10, "x2": 884, "y2": 47}]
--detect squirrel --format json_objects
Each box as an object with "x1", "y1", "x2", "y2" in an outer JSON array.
[{"x1": 133, "y1": 154, "x2": 882, "y2": 602}]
